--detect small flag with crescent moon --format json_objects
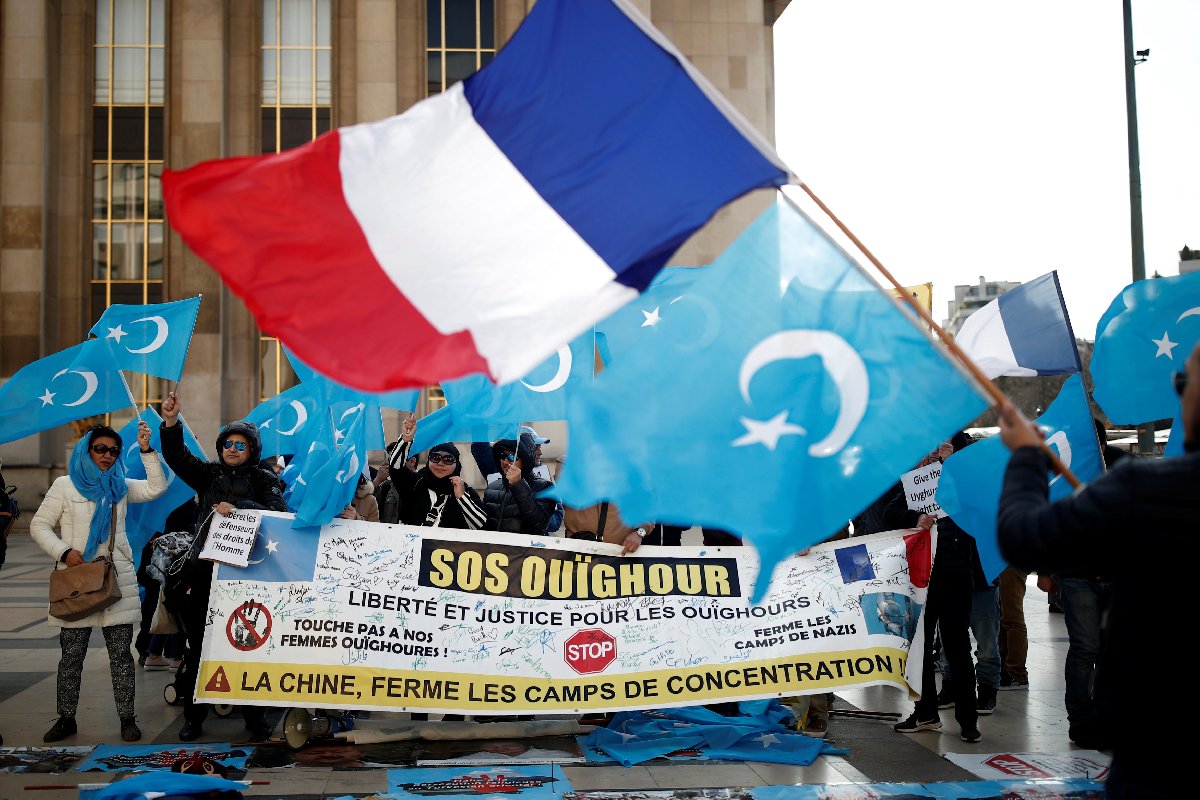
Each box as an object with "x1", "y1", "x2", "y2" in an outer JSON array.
[{"x1": 89, "y1": 295, "x2": 202, "y2": 382}]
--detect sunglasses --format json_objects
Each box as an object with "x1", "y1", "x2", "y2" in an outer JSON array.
[
  {"x1": 222, "y1": 440, "x2": 249, "y2": 452},
  {"x1": 499, "y1": 451, "x2": 517, "y2": 463},
  {"x1": 1175, "y1": 371, "x2": 1188, "y2": 397},
  {"x1": 90, "y1": 444, "x2": 121, "y2": 456},
  {"x1": 427, "y1": 453, "x2": 457, "y2": 465}
]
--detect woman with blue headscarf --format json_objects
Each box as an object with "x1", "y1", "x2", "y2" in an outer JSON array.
[{"x1": 30, "y1": 421, "x2": 165, "y2": 744}]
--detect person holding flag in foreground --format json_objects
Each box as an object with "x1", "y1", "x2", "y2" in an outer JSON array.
[
  {"x1": 30, "y1": 420, "x2": 164, "y2": 744},
  {"x1": 995, "y1": 343, "x2": 1200, "y2": 799},
  {"x1": 159, "y1": 390, "x2": 287, "y2": 742}
]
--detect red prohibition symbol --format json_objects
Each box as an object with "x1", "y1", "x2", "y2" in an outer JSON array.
[{"x1": 226, "y1": 600, "x2": 272, "y2": 652}]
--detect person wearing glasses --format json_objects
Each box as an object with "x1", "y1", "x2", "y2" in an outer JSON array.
[
  {"x1": 482, "y1": 432, "x2": 556, "y2": 534},
  {"x1": 30, "y1": 421, "x2": 165, "y2": 744},
  {"x1": 159, "y1": 390, "x2": 287, "y2": 742},
  {"x1": 995, "y1": 345, "x2": 1200, "y2": 799},
  {"x1": 385, "y1": 416, "x2": 487, "y2": 531}
]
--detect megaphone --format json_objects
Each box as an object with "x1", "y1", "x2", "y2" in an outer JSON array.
[{"x1": 282, "y1": 707, "x2": 355, "y2": 749}]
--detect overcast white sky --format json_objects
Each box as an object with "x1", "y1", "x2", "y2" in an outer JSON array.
[{"x1": 774, "y1": 0, "x2": 1200, "y2": 339}]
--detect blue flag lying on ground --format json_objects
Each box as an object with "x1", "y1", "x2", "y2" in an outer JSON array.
[
  {"x1": 88, "y1": 296, "x2": 202, "y2": 382},
  {"x1": 937, "y1": 375, "x2": 1105, "y2": 582},
  {"x1": 556, "y1": 202, "x2": 988, "y2": 598},
  {"x1": 1090, "y1": 271, "x2": 1200, "y2": 425},
  {"x1": 583, "y1": 702, "x2": 842, "y2": 767},
  {"x1": 594, "y1": 265, "x2": 711, "y2": 367},
  {"x1": 117, "y1": 408, "x2": 204, "y2": 571},
  {"x1": 0, "y1": 339, "x2": 133, "y2": 445},
  {"x1": 410, "y1": 333, "x2": 595, "y2": 454}
]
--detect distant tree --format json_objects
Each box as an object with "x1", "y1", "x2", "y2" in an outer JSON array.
[{"x1": 1182, "y1": 244, "x2": 1200, "y2": 261}]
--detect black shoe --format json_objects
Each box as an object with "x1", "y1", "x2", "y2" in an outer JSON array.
[
  {"x1": 999, "y1": 673, "x2": 1029, "y2": 691},
  {"x1": 1069, "y1": 724, "x2": 1113, "y2": 750},
  {"x1": 936, "y1": 682, "x2": 956, "y2": 709},
  {"x1": 893, "y1": 712, "x2": 941, "y2": 733},
  {"x1": 43, "y1": 716, "x2": 77, "y2": 743},
  {"x1": 121, "y1": 718, "x2": 142, "y2": 742},
  {"x1": 960, "y1": 726, "x2": 983, "y2": 743},
  {"x1": 977, "y1": 686, "x2": 997, "y2": 715},
  {"x1": 179, "y1": 720, "x2": 203, "y2": 741}
]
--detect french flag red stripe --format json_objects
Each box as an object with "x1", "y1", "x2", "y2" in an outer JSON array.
[{"x1": 162, "y1": 132, "x2": 489, "y2": 391}]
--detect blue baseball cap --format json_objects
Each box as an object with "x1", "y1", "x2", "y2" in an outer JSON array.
[{"x1": 520, "y1": 425, "x2": 549, "y2": 445}]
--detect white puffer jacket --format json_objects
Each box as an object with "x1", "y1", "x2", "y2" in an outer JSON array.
[{"x1": 30, "y1": 452, "x2": 167, "y2": 628}]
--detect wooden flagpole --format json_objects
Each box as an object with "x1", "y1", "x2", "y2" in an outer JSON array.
[{"x1": 783, "y1": 186, "x2": 1081, "y2": 489}]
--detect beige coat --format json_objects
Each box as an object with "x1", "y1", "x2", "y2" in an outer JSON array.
[{"x1": 30, "y1": 452, "x2": 167, "y2": 628}]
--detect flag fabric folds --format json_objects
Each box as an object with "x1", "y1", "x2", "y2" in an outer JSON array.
[
  {"x1": 594, "y1": 265, "x2": 711, "y2": 367},
  {"x1": 410, "y1": 333, "x2": 594, "y2": 454},
  {"x1": 953, "y1": 272, "x2": 1080, "y2": 380},
  {"x1": 555, "y1": 202, "x2": 988, "y2": 596},
  {"x1": 292, "y1": 404, "x2": 367, "y2": 528},
  {"x1": 88, "y1": 296, "x2": 201, "y2": 382},
  {"x1": 117, "y1": 408, "x2": 203, "y2": 571},
  {"x1": 161, "y1": 0, "x2": 789, "y2": 393},
  {"x1": 284, "y1": 346, "x2": 419, "y2": 414},
  {"x1": 0, "y1": 339, "x2": 133, "y2": 444},
  {"x1": 936, "y1": 375, "x2": 1105, "y2": 582},
  {"x1": 1090, "y1": 271, "x2": 1200, "y2": 425},
  {"x1": 245, "y1": 384, "x2": 325, "y2": 459}
]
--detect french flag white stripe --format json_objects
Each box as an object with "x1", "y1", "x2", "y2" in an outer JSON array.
[
  {"x1": 955, "y1": 299, "x2": 1037, "y2": 379},
  {"x1": 339, "y1": 84, "x2": 632, "y2": 381}
]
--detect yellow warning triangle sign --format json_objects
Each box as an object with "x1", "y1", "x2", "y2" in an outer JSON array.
[{"x1": 205, "y1": 666, "x2": 231, "y2": 693}]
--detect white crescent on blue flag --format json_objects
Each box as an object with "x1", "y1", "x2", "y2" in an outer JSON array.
[
  {"x1": 953, "y1": 272, "x2": 1080, "y2": 380},
  {"x1": 556, "y1": 202, "x2": 988, "y2": 598},
  {"x1": 117, "y1": 408, "x2": 203, "y2": 571},
  {"x1": 245, "y1": 384, "x2": 323, "y2": 458},
  {"x1": 0, "y1": 339, "x2": 133, "y2": 445},
  {"x1": 292, "y1": 404, "x2": 367, "y2": 528},
  {"x1": 937, "y1": 374, "x2": 1105, "y2": 582},
  {"x1": 88, "y1": 296, "x2": 201, "y2": 383},
  {"x1": 410, "y1": 333, "x2": 594, "y2": 454},
  {"x1": 1090, "y1": 271, "x2": 1200, "y2": 425}
]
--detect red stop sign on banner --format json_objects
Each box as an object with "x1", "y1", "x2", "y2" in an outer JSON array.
[{"x1": 564, "y1": 629, "x2": 617, "y2": 674}]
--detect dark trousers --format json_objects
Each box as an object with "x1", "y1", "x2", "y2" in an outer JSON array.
[
  {"x1": 1058, "y1": 577, "x2": 1112, "y2": 729},
  {"x1": 171, "y1": 566, "x2": 266, "y2": 728},
  {"x1": 915, "y1": 568, "x2": 977, "y2": 731}
]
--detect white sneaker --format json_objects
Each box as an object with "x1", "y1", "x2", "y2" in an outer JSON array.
[{"x1": 143, "y1": 655, "x2": 171, "y2": 671}]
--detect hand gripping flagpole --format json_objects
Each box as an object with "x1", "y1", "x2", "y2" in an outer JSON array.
[{"x1": 781, "y1": 187, "x2": 1082, "y2": 489}]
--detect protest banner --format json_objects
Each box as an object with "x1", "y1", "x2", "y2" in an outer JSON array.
[
  {"x1": 198, "y1": 509, "x2": 263, "y2": 567},
  {"x1": 195, "y1": 513, "x2": 933, "y2": 714},
  {"x1": 901, "y1": 462, "x2": 944, "y2": 517}
]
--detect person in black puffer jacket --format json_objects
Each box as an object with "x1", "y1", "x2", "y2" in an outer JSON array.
[
  {"x1": 385, "y1": 417, "x2": 486, "y2": 530},
  {"x1": 482, "y1": 433, "x2": 555, "y2": 534},
  {"x1": 159, "y1": 390, "x2": 286, "y2": 742}
]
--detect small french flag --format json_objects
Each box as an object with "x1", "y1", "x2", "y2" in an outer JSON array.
[
  {"x1": 163, "y1": 0, "x2": 789, "y2": 392},
  {"x1": 954, "y1": 271, "x2": 1081, "y2": 380}
]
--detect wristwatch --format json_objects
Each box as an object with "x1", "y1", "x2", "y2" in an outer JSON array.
[{"x1": 634, "y1": 527, "x2": 648, "y2": 539}]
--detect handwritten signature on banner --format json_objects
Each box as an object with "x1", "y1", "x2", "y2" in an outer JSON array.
[{"x1": 203, "y1": 514, "x2": 930, "y2": 712}]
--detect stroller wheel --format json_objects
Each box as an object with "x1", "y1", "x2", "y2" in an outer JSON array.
[
  {"x1": 164, "y1": 683, "x2": 182, "y2": 706},
  {"x1": 213, "y1": 704, "x2": 235, "y2": 718}
]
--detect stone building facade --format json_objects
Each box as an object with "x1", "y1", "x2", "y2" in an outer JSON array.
[{"x1": 1, "y1": 0, "x2": 792, "y2": 510}]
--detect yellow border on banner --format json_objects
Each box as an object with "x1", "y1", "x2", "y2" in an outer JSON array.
[{"x1": 196, "y1": 646, "x2": 908, "y2": 711}]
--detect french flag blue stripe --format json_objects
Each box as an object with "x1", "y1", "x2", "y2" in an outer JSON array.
[
  {"x1": 997, "y1": 272, "x2": 1081, "y2": 376},
  {"x1": 462, "y1": 0, "x2": 789, "y2": 291}
]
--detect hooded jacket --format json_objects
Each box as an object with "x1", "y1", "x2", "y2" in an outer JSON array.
[
  {"x1": 160, "y1": 419, "x2": 287, "y2": 530},
  {"x1": 482, "y1": 433, "x2": 555, "y2": 534}
]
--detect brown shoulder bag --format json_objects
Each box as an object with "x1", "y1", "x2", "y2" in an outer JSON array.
[{"x1": 49, "y1": 513, "x2": 122, "y2": 621}]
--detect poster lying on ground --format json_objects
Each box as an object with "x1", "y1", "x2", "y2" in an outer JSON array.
[
  {"x1": 942, "y1": 751, "x2": 1110, "y2": 782},
  {"x1": 196, "y1": 513, "x2": 932, "y2": 713}
]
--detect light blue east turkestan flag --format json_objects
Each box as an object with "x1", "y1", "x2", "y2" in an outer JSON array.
[
  {"x1": 556, "y1": 201, "x2": 988, "y2": 597},
  {"x1": 292, "y1": 402, "x2": 368, "y2": 528},
  {"x1": 244, "y1": 383, "x2": 325, "y2": 458},
  {"x1": 410, "y1": 332, "x2": 595, "y2": 454},
  {"x1": 117, "y1": 408, "x2": 204, "y2": 571},
  {"x1": 88, "y1": 296, "x2": 201, "y2": 382},
  {"x1": 1090, "y1": 271, "x2": 1200, "y2": 425},
  {"x1": 0, "y1": 339, "x2": 134, "y2": 445},
  {"x1": 283, "y1": 346, "x2": 406, "y2": 451},
  {"x1": 595, "y1": 265, "x2": 711, "y2": 367},
  {"x1": 937, "y1": 374, "x2": 1105, "y2": 582}
]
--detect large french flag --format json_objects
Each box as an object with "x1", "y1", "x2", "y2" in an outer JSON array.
[
  {"x1": 162, "y1": 0, "x2": 790, "y2": 392},
  {"x1": 954, "y1": 271, "x2": 1081, "y2": 379}
]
